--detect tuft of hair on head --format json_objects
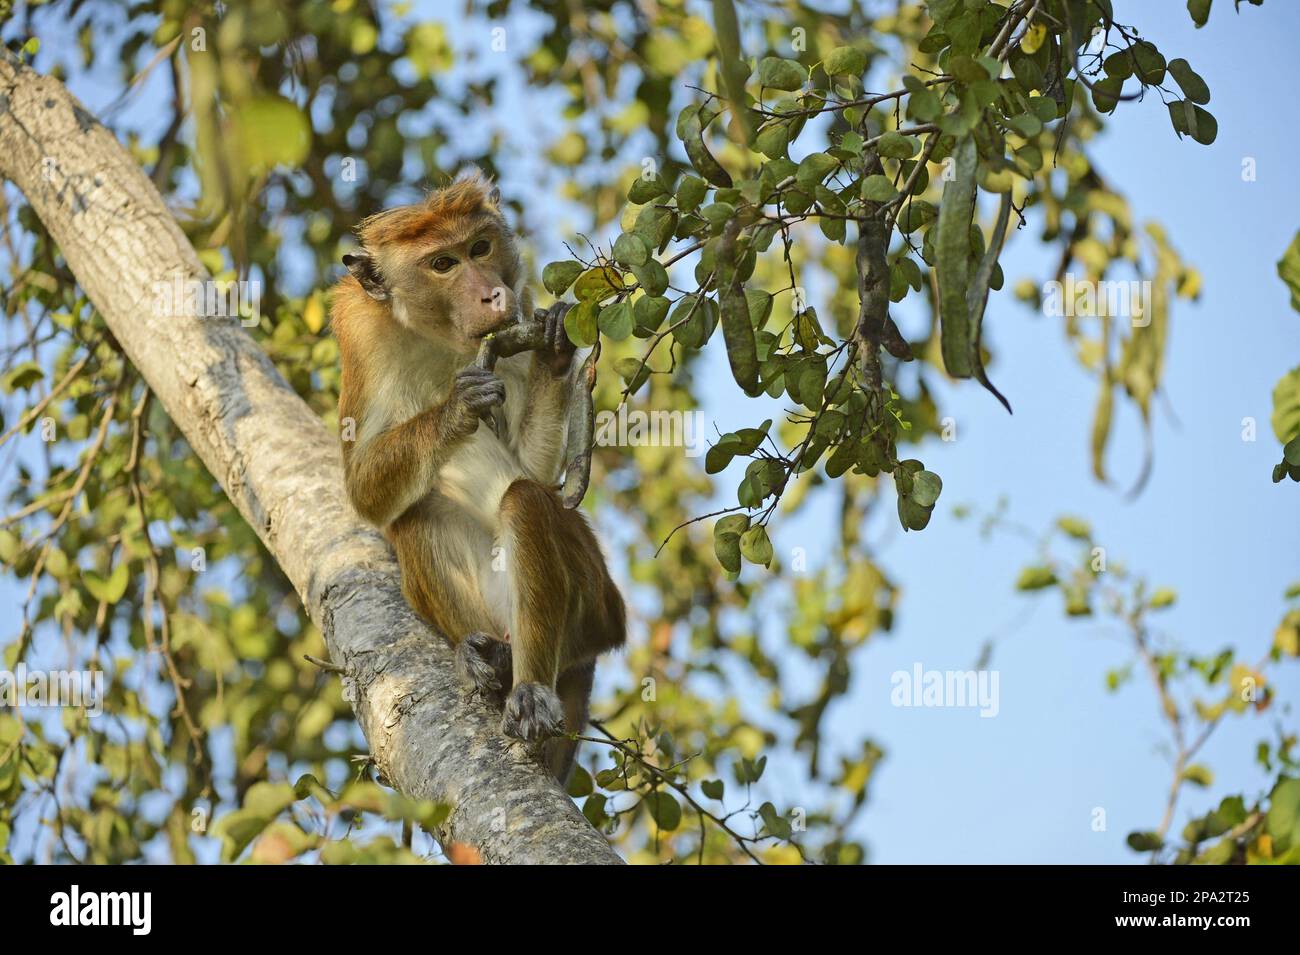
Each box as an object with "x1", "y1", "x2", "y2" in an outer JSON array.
[
  {"x1": 435, "y1": 165, "x2": 501, "y2": 212},
  {"x1": 350, "y1": 168, "x2": 509, "y2": 258}
]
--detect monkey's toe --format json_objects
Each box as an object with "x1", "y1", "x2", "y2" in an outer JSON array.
[
  {"x1": 501, "y1": 683, "x2": 565, "y2": 743},
  {"x1": 456, "y1": 632, "x2": 509, "y2": 702}
]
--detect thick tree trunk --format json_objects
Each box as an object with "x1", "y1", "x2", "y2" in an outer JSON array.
[{"x1": 0, "y1": 50, "x2": 621, "y2": 865}]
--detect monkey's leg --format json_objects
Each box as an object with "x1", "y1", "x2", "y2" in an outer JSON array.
[
  {"x1": 496, "y1": 479, "x2": 579, "y2": 742},
  {"x1": 455, "y1": 631, "x2": 512, "y2": 705},
  {"x1": 388, "y1": 497, "x2": 512, "y2": 704},
  {"x1": 497, "y1": 479, "x2": 625, "y2": 745},
  {"x1": 543, "y1": 660, "x2": 595, "y2": 785}
]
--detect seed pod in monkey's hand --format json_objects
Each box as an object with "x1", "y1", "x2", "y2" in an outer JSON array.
[{"x1": 473, "y1": 335, "x2": 506, "y2": 437}]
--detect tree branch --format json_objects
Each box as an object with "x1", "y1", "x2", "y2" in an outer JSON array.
[{"x1": 0, "y1": 50, "x2": 621, "y2": 865}]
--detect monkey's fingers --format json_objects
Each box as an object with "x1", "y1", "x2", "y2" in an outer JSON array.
[
  {"x1": 457, "y1": 365, "x2": 500, "y2": 385},
  {"x1": 462, "y1": 382, "x2": 506, "y2": 414},
  {"x1": 544, "y1": 302, "x2": 572, "y2": 351}
]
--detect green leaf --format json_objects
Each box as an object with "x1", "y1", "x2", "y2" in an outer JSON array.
[
  {"x1": 861, "y1": 174, "x2": 899, "y2": 202},
  {"x1": 243, "y1": 781, "x2": 298, "y2": 818},
  {"x1": 0, "y1": 531, "x2": 19, "y2": 565},
  {"x1": 628, "y1": 174, "x2": 669, "y2": 204},
  {"x1": 753, "y1": 122, "x2": 790, "y2": 158},
  {"x1": 758, "y1": 56, "x2": 805, "y2": 91},
  {"x1": 796, "y1": 152, "x2": 839, "y2": 187},
  {"x1": 542, "y1": 260, "x2": 583, "y2": 296},
  {"x1": 1278, "y1": 232, "x2": 1300, "y2": 312},
  {"x1": 1285, "y1": 435, "x2": 1300, "y2": 467},
  {"x1": 613, "y1": 357, "x2": 650, "y2": 394},
  {"x1": 877, "y1": 131, "x2": 919, "y2": 159},
  {"x1": 236, "y1": 96, "x2": 312, "y2": 172},
  {"x1": 1149, "y1": 587, "x2": 1177, "y2": 609},
  {"x1": 676, "y1": 175, "x2": 709, "y2": 212},
  {"x1": 909, "y1": 470, "x2": 942, "y2": 507},
  {"x1": 907, "y1": 87, "x2": 941, "y2": 122},
  {"x1": 82, "y1": 562, "x2": 129, "y2": 604},
  {"x1": 567, "y1": 765, "x2": 594, "y2": 798},
  {"x1": 2, "y1": 361, "x2": 44, "y2": 393},
  {"x1": 701, "y1": 778, "x2": 725, "y2": 800},
  {"x1": 1131, "y1": 41, "x2": 1166, "y2": 85},
  {"x1": 644, "y1": 791, "x2": 682, "y2": 831},
  {"x1": 759, "y1": 801, "x2": 792, "y2": 839},
  {"x1": 739, "y1": 525, "x2": 773, "y2": 567},
  {"x1": 612, "y1": 232, "x2": 650, "y2": 267},
  {"x1": 214, "y1": 809, "x2": 274, "y2": 863},
  {"x1": 631, "y1": 258, "x2": 670, "y2": 297},
  {"x1": 1187, "y1": 0, "x2": 1212, "y2": 27},
  {"x1": 823, "y1": 46, "x2": 867, "y2": 77},
  {"x1": 1168, "y1": 58, "x2": 1210, "y2": 104},
  {"x1": 1271, "y1": 367, "x2": 1300, "y2": 443},
  {"x1": 1015, "y1": 566, "x2": 1057, "y2": 591},
  {"x1": 563, "y1": 301, "x2": 599, "y2": 348},
  {"x1": 597, "y1": 301, "x2": 634, "y2": 341},
  {"x1": 1167, "y1": 99, "x2": 1217, "y2": 145},
  {"x1": 633, "y1": 295, "x2": 670, "y2": 335},
  {"x1": 1091, "y1": 76, "x2": 1123, "y2": 114},
  {"x1": 1266, "y1": 777, "x2": 1300, "y2": 844},
  {"x1": 1181, "y1": 763, "x2": 1212, "y2": 787},
  {"x1": 573, "y1": 267, "x2": 623, "y2": 303},
  {"x1": 1125, "y1": 831, "x2": 1164, "y2": 852},
  {"x1": 896, "y1": 495, "x2": 932, "y2": 531},
  {"x1": 1056, "y1": 516, "x2": 1091, "y2": 540},
  {"x1": 745, "y1": 289, "x2": 774, "y2": 328}
]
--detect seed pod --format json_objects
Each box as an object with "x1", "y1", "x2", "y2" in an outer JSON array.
[{"x1": 715, "y1": 218, "x2": 761, "y2": 395}]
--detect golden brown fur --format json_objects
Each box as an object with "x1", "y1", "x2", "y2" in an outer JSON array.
[{"x1": 331, "y1": 172, "x2": 625, "y2": 782}]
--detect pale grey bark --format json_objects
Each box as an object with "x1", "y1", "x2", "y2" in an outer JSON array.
[{"x1": 0, "y1": 50, "x2": 621, "y2": 865}]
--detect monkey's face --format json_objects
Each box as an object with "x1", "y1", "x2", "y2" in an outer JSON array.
[
  {"x1": 408, "y1": 228, "x2": 521, "y2": 351},
  {"x1": 362, "y1": 223, "x2": 517, "y2": 354},
  {"x1": 345, "y1": 188, "x2": 525, "y2": 355}
]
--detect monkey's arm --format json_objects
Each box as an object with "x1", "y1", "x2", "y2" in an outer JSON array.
[
  {"x1": 510, "y1": 303, "x2": 577, "y2": 483},
  {"x1": 344, "y1": 368, "x2": 503, "y2": 527}
]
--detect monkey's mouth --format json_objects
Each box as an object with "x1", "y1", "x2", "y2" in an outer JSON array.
[{"x1": 473, "y1": 311, "x2": 521, "y2": 340}]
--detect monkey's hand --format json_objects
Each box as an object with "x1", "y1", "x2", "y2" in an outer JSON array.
[
  {"x1": 445, "y1": 366, "x2": 505, "y2": 438},
  {"x1": 533, "y1": 302, "x2": 576, "y2": 376},
  {"x1": 501, "y1": 683, "x2": 565, "y2": 743}
]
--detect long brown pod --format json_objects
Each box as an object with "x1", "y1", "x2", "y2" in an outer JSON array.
[
  {"x1": 473, "y1": 313, "x2": 550, "y2": 436},
  {"x1": 561, "y1": 342, "x2": 599, "y2": 509},
  {"x1": 475, "y1": 310, "x2": 598, "y2": 509}
]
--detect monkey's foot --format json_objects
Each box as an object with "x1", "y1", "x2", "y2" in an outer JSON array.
[
  {"x1": 501, "y1": 683, "x2": 564, "y2": 743},
  {"x1": 456, "y1": 632, "x2": 511, "y2": 703}
]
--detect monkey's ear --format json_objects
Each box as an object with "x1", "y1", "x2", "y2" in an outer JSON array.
[
  {"x1": 343, "y1": 251, "x2": 388, "y2": 301},
  {"x1": 486, "y1": 183, "x2": 501, "y2": 207}
]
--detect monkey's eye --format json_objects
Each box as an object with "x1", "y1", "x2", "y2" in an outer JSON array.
[
  {"x1": 431, "y1": 256, "x2": 458, "y2": 273},
  {"x1": 470, "y1": 239, "x2": 491, "y2": 258}
]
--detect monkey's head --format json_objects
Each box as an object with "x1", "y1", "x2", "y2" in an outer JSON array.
[{"x1": 343, "y1": 171, "x2": 523, "y2": 354}]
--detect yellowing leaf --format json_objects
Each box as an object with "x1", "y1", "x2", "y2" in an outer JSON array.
[{"x1": 303, "y1": 294, "x2": 325, "y2": 334}]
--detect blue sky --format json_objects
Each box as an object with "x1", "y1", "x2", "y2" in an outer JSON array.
[
  {"x1": 2, "y1": 0, "x2": 1297, "y2": 863},
  {"x1": 834, "y1": 3, "x2": 1300, "y2": 862}
]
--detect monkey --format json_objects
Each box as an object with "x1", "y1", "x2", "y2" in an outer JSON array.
[{"x1": 330, "y1": 171, "x2": 626, "y2": 783}]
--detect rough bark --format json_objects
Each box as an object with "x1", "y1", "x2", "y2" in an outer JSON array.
[{"x1": 0, "y1": 50, "x2": 621, "y2": 865}]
